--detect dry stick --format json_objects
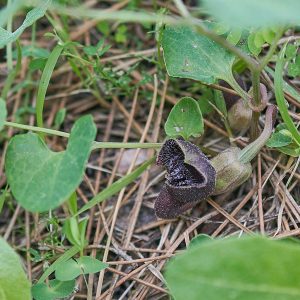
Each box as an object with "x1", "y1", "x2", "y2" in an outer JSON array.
[
  {"x1": 122, "y1": 78, "x2": 168, "y2": 299},
  {"x1": 124, "y1": 75, "x2": 163, "y2": 246},
  {"x1": 87, "y1": 102, "x2": 116, "y2": 300},
  {"x1": 207, "y1": 199, "x2": 253, "y2": 234},
  {"x1": 25, "y1": 211, "x2": 32, "y2": 281},
  {"x1": 107, "y1": 254, "x2": 173, "y2": 265},
  {"x1": 95, "y1": 89, "x2": 141, "y2": 298},
  {"x1": 107, "y1": 267, "x2": 168, "y2": 294},
  {"x1": 212, "y1": 163, "x2": 277, "y2": 237},
  {"x1": 97, "y1": 261, "x2": 154, "y2": 300},
  {"x1": 106, "y1": 76, "x2": 159, "y2": 299},
  {"x1": 257, "y1": 154, "x2": 265, "y2": 233}
]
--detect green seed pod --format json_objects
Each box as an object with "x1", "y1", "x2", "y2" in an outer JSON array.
[
  {"x1": 155, "y1": 138, "x2": 216, "y2": 219},
  {"x1": 211, "y1": 105, "x2": 277, "y2": 195},
  {"x1": 227, "y1": 99, "x2": 252, "y2": 132},
  {"x1": 211, "y1": 147, "x2": 252, "y2": 195}
]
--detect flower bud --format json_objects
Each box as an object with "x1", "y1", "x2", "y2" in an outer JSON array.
[
  {"x1": 227, "y1": 99, "x2": 252, "y2": 132},
  {"x1": 212, "y1": 105, "x2": 277, "y2": 195},
  {"x1": 155, "y1": 138, "x2": 216, "y2": 219},
  {"x1": 211, "y1": 147, "x2": 252, "y2": 195}
]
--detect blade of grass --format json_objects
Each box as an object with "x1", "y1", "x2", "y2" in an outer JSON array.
[
  {"x1": 275, "y1": 43, "x2": 300, "y2": 146},
  {"x1": 36, "y1": 44, "x2": 63, "y2": 129},
  {"x1": 75, "y1": 157, "x2": 155, "y2": 216},
  {"x1": 1, "y1": 40, "x2": 22, "y2": 100}
]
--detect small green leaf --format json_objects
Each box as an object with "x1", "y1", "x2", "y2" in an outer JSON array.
[
  {"x1": 0, "y1": 0, "x2": 51, "y2": 48},
  {"x1": 54, "y1": 108, "x2": 66, "y2": 129},
  {"x1": 55, "y1": 256, "x2": 108, "y2": 281},
  {"x1": 188, "y1": 234, "x2": 212, "y2": 249},
  {"x1": 248, "y1": 32, "x2": 261, "y2": 56},
  {"x1": 32, "y1": 279, "x2": 75, "y2": 300},
  {"x1": 162, "y1": 26, "x2": 235, "y2": 84},
  {"x1": 226, "y1": 29, "x2": 242, "y2": 45},
  {"x1": 202, "y1": 0, "x2": 300, "y2": 28},
  {"x1": 0, "y1": 237, "x2": 31, "y2": 300},
  {"x1": 5, "y1": 115, "x2": 97, "y2": 212},
  {"x1": 0, "y1": 98, "x2": 7, "y2": 131},
  {"x1": 165, "y1": 97, "x2": 204, "y2": 140},
  {"x1": 267, "y1": 131, "x2": 293, "y2": 148},
  {"x1": 166, "y1": 236, "x2": 300, "y2": 300}
]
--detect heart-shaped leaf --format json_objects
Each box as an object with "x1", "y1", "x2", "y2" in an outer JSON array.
[
  {"x1": 164, "y1": 97, "x2": 204, "y2": 140},
  {"x1": 0, "y1": 0, "x2": 51, "y2": 48},
  {"x1": 166, "y1": 236, "x2": 300, "y2": 300},
  {"x1": 55, "y1": 256, "x2": 108, "y2": 281},
  {"x1": 5, "y1": 115, "x2": 97, "y2": 212},
  {"x1": 0, "y1": 237, "x2": 31, "y2": 300},
  {"x1": 31, "y1": 279, "x2": 75, "y2": 300},
  {"x1": 0, "y1": 98, "x2": 7, "y2": 131},
  {"x1": 162, "y1": 26, "x2": 235, "y2": 84}
]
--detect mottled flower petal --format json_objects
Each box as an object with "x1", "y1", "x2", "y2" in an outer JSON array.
[{"x1": 155, "y1": 139, "x2": 216, "y2": 218}]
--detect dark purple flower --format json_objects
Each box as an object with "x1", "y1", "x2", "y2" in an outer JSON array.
[{"x1": 155, "y1": 138, "x2": 216, "y2": 219}]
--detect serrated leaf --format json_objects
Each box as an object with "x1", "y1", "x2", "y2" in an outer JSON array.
[
  {"x1": 202, "y1": 0, "x2": 300, "y2": 28},
  {"x1": 0, "y1": 0, "x2": 51, "y2": 48},
  {"x1": 164, "y1": 97, "x2": 204, "y2": 140},
  {"x1": 31, "y1": 279, "x2": 75, "y2": 300},
  {"x1": 166, "y1": 236, "x2": 300, "y2": 300},
  {"x1": 267, "y1": 131, "x2": 293, "y2": 148},
  {"x1": 0, "y1": 237, "x2": 31, "y2": 300},
  {"x1": 0, "y1": 98, "x2": 7, "y2": 131},
  {"x1": 162, "y1": 26, "x2": 235, "y2": 84},
  {"x1": 5, "y1": 115, "x2": 97, "y2": 212},
  {"x1": 55, "y1": 256, "x2": 108, "y2": 281}
]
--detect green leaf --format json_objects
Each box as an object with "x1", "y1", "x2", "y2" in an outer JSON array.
[
  {"x1": 0, "y1": 98, "x2": 7, "y2": 131},
  {"x1": 0, "y1": 237, "x2": 31, "y2": 300},
  {"x1": 275, "y1": 44, "x2": 300, "y2": 146},
  {"x1": 166, "y1": 236, "x2": 300, "y2": 300},
  {"x1": 267, "y1": 130, "x2": 293, "y2": 148},
  {"x1": 202, "y1": 0, "x2": 300, "y2": 28},
  {"x1": 188, "y1": 234, "x2": 212, "y2": 249},
  {"x1": 162, "y1": 26, "x2": 235, "y2": 84},
  {"x1": 32, "y1": 279, "x2": 75, "y2": 300},
  {"x1": 55, "y1": 256, "x2": 108, "y2": 281},
  {"x1": 5, "y1": 115, "x2": 97, "y2": 212},
  {"x1": 164, "y1": 97, "x2": 204, "y2": 140},
  {"x1": 0, "y1": 0, "x2": 51, "y2": 48}
]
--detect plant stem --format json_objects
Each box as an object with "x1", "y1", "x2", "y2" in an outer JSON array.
[
  {"x1": 4, "y1": 121, "x2": 162, "y2": 149},
  {"x1": 226, "y1": 72, "x2": 251, "y2": 103},
  {"x1": 6, "y1": 0, "x2": 13, "y2": 71},
  {"x1": 239, "y1": 105, "x2": 277, "y2": 163}
]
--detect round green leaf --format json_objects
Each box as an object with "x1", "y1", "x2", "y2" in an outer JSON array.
[
  {"x1": 162, "y1": 26, "x2": 235, "y2": 84},
  {"x1": 0, "y1": 237, "x2": 31, "y2": 300},
  {"x1": 0, "y1": 98, "x2": 7, "y2": 131},
  {"x1": 166, "y1": 236, "x2": 300, "y2": 300},
  {"x1": 5, "y1": 115, "x2": 97, "y2": 212},
  {"x1": 31, "y1": 279, "x2": 75, "y2": 300},
  {"x1": 55, "y1": 256, "x2": 108, "y2": 281},
  {"x1": 267, "y1": 131, "x2": 293, "y2": 148},
  {"x1": 164, "y1": 97, "x2": 204, "y2": 140}
]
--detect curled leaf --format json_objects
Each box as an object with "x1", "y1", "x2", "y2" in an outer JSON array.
[{"x1": 155, "y1": 139, "x2": 216, "y2": 219}]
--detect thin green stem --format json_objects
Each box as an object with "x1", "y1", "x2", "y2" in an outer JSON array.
[
  {"x1": 226, "y1": 72, "x2": 251, "y2": 103},
  {"x1": 6, "y1": 0, "x2": 13, "y2": 71},
  {"x1": 4, "y1": 121, "x2": 162, "y2": 149}
]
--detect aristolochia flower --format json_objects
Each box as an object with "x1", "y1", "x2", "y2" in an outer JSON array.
[{"x1": 155, "y1": 138, "x2": 216, "y2": 219}]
